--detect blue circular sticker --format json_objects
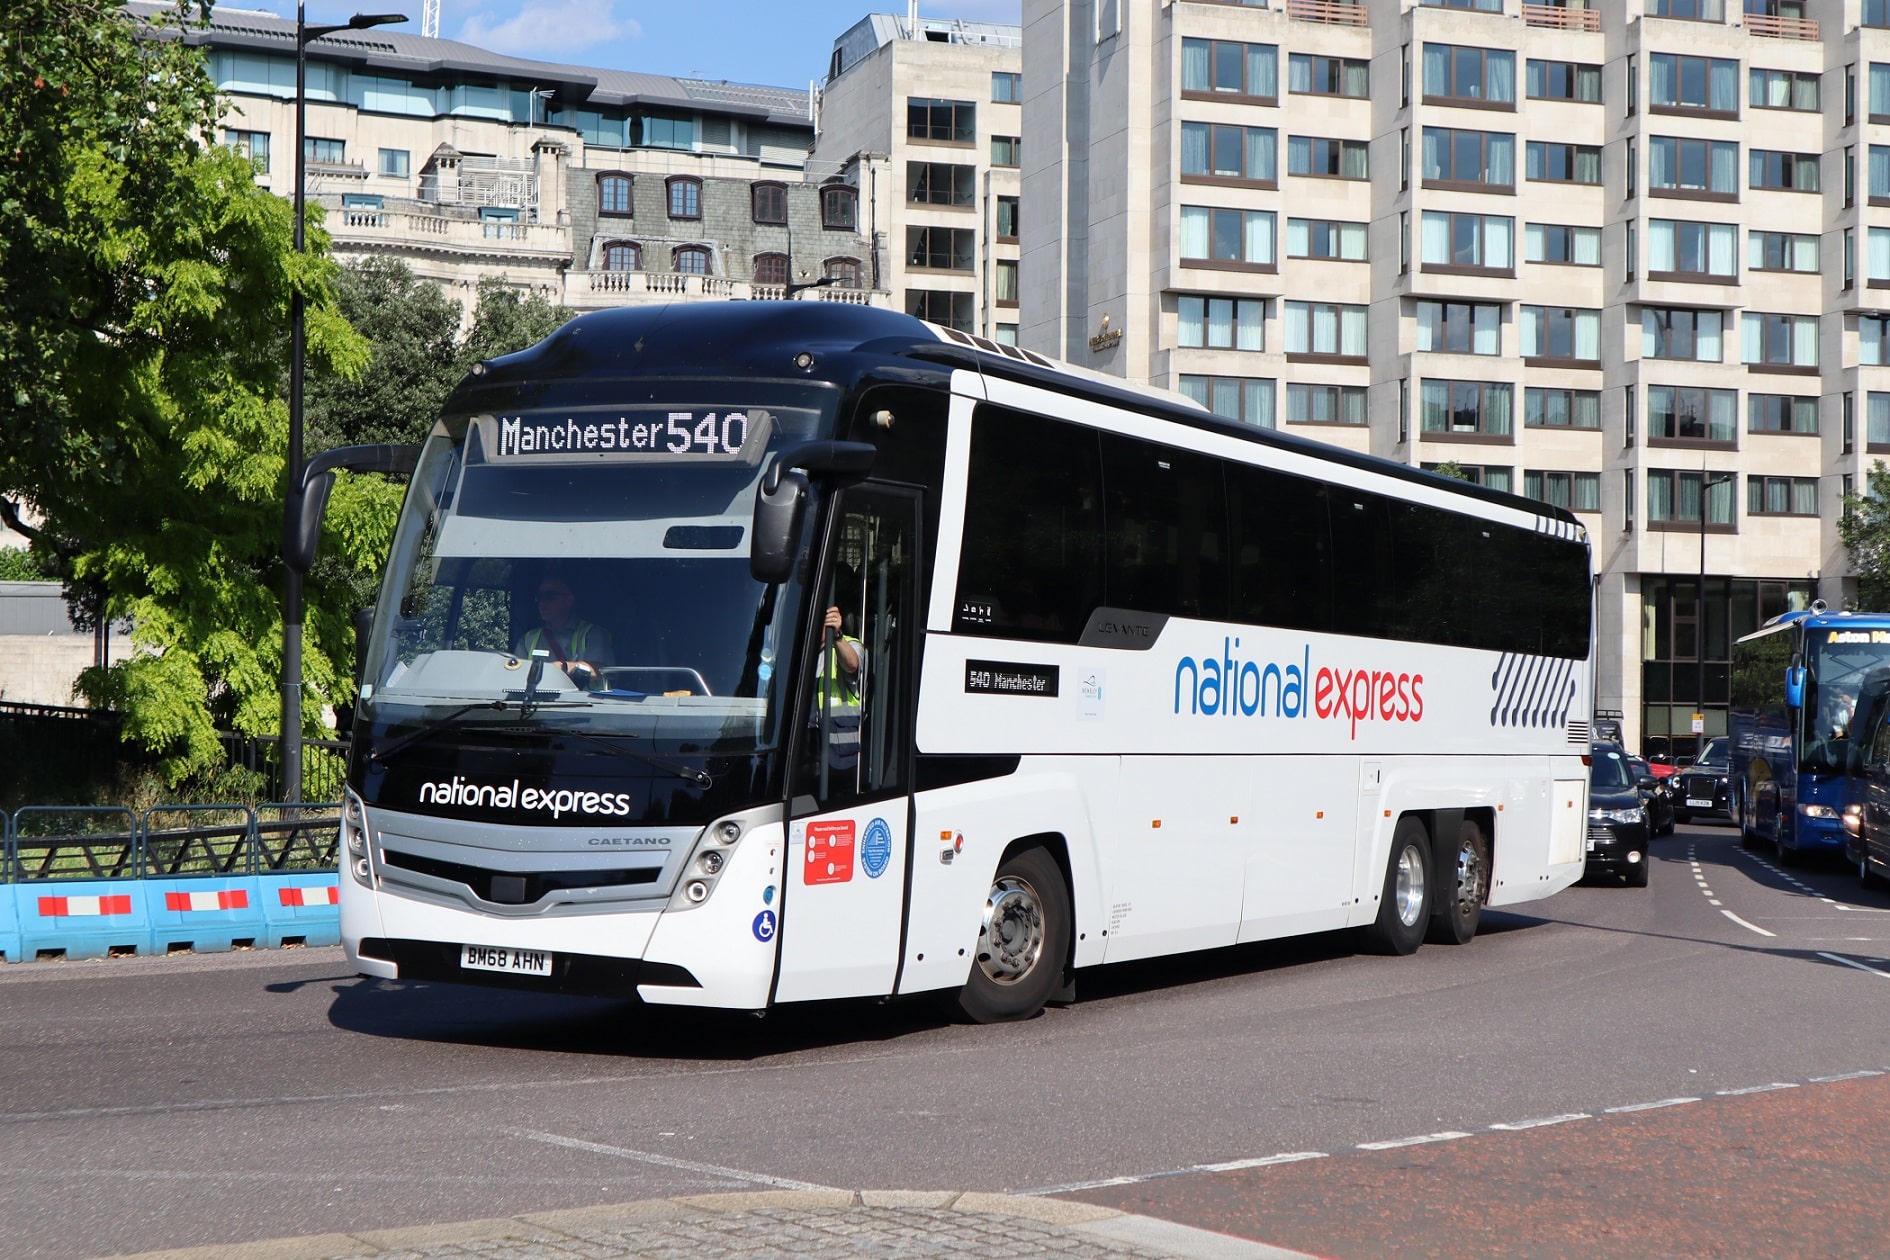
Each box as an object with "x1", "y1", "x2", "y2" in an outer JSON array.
[
  {"x1": 752, "y1": 910, "x2": 776, "y2": 942},
  {"x1": 860, "y1": 817, "x2": 892, "y2": 879}
]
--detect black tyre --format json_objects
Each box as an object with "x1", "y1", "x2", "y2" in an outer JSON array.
[
  {"x1": 1673, "y1": 810, "x2": 1691, "y2": 827},
  {"x1": 957, "y1": 846, "x2": 1071, "y2": 1023},
  {"x1": 1627, "y1": 857, "x2": 1650, "y2": 888},
  {"x1": 1427, "y1": 818, "x2": 1489, "y2": 946},
  {"x1": 1361, "y1": 818, "x2": 1431, "y2": 956},
  {"x1": 1860, "y1": 852, "x2": 1880, "y2": 891}
]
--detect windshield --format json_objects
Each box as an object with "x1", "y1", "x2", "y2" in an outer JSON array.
[
  {"x1": 1802, "y1": 629, "x2": 1890, "y2": 775},
  {"x1": 1694, "y1": 737, "x2": 1728, "y2": 770},
  {"x1": 359, "y1": 402, "x2": 824, "y2": 759},
  {"x1": 1591, "y1": 749, "x2": 1633, "y2": 792}
]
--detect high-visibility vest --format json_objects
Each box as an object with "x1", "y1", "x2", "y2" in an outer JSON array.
[
  {"x1": 520, "y1": 621, "x2": 600, "y2": 666},
  {"x1": 818, "y1": 638, "x2": 864, "y2": 767}
]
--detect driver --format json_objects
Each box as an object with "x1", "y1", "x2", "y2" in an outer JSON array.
[{"x1": 515, "y1": 568, "x2": 613, "y2": 689}]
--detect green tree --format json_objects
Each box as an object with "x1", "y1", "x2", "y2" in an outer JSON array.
[
  {"x1": 457, "y1": 276, "x2": 572, "y2": 373},
  {"x1": 1841, "y1": 460, "x2": 1890, "y2": 611},
  {"x1": 0, "y1": 1, "x2": 384, "y2": 784},
  {"x1": 1429, "y1": 461, "x2": 1471, "y2": 481},
  {"x1": 303, "y1": 256, "x2": 462, "y2": 450}
]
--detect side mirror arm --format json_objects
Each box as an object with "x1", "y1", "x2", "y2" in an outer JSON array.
[{"x1": 282, "y1": 443, "x2": 423, "y2": 575}]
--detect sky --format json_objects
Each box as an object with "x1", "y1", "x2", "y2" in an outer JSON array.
[{"x1": 276, "y1": 0, "x2": 1022, "y2": 88}]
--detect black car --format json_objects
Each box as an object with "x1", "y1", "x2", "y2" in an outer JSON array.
[
  {"x1": 1624, "y1": 753, "x2": 1676, "y2": 837},
  {"x1": 1672, "y1": 736, "x2": 1731, "y2": 825},
  {"x1": 1586, "y1": 746, "x2": 1652, "y2": 886}
]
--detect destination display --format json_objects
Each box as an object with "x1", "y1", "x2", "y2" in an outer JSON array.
[{"x1": 476, "y1": 409, "x2": 771, "y2": 463}]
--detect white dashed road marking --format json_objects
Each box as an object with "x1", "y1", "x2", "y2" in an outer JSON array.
[{"x1": 1817, "y1": 952, "x2": 1890, "y2": 979}]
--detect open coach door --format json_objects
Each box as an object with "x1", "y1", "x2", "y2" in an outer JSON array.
[{"x1": 774, "y1": 485, "x2": 921, "y2": 1002}]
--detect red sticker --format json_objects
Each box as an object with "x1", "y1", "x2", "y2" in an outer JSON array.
[{"x1": 805, "y1": 819, "x2": 856, "y2": 885}]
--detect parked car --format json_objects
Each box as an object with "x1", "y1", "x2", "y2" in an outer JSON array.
[
  {"x1": 1587, "y1": 746, "x2": 1652, "y2": 886},
  {"x1": 1625, "y1": 753, "x2": 1676, "y2": 837},
  {"x1": 1673, "y1": 736, "x2": 1732, "y2": 825}
]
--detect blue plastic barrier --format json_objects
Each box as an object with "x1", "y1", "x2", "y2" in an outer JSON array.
[
  {"x1": 15, "y1": 879, "x2": 153, "y2": 960},
  {"x1": 0, "y1": 811, "x2": 17, "y2": 962},
  {"x1": 258, "y1": 873, "x2": 341, "y2": 948},
  {"x1": 140, "y1": 807, "x2": 267, "y2": 955},
  {"x1": 145, "y1": 878, "x2": 266, "y2": 954}
]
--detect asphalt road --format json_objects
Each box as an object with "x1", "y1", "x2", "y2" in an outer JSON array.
[{"x1": 4, "y1": 821, "x2": 1889, "y2": 1259}]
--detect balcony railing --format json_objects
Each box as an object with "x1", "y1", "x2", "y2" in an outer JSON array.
[
  {"x1": 1285, "y1": 0, "x2": 1368, "y2": 26},
  {"x1": 1743, "y1": 12, "x2": 1818, "y2": 39},
  {"x1": 1522, "y1": 4, "x2": 1600, "y2": 31},
  {"x1": 328, "y1": 208, "x2": 568, "y2": 255},
  {"x1": 579, "y1": 272, "x2": 886, "y2": 307}
]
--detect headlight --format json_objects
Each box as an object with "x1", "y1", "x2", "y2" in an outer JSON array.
[
  {"x1": 1799, "y1": 803, "x2": 1840, "y2": 819},
  {"x1": 667, "y1": 816, "x2": 746, "y2": 911},
  {"x1": 1589, "y1": 807, "x2": 1646, "y2": 824},
  {"x1": 341, "y1": 789, "x2": 375, "y2": 886}
]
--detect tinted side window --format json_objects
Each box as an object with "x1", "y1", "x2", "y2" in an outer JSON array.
[
  {"x1": 956, "y1": 406, "x2": 1103, "y2": 641},
  {"x1": 1325, "y1": 487, "x2": 1397, "y2": 640},
  {"x1": 1227, "y1": 462, "x2": 1331, "y2": 633},
  {"x1": 1391, "y1": 500, "x2": 1479, "y2": 648},
  {"x1": 1480, "y1": 527, "x2": 1590, "y2": 657},
  {"x1": 1100, "y1": 432, "x2": 1229, "y2": 621}
]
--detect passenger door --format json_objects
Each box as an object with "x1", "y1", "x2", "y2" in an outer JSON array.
[{"x1": 774, "y1": 486, "x2": 920, "y2": 1002}]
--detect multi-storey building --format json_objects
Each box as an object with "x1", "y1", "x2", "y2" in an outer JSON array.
[
  {"x1": 131, "y1": 2, "x2": 889, "y2": 313},
  {"x1": 815, "y1": 12, "x2": 1025, "y2": 340},
  {"x1": 1022, "y1": 0, "x2": 1890, "y2": 758}
]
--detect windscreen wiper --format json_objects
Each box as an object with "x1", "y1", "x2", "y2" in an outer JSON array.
[
  {"x1": 524, "y1": 725, "x2": 714, "y2": 788},
  {"x1": 367, "y1": 697, "x2": 589, "y2": 767}
]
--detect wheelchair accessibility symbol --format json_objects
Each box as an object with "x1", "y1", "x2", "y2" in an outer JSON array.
[{"x1": 752, "y1": 910, "x2": 777, "y2": 943}]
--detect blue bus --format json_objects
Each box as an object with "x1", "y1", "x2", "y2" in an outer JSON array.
[{"x1": 1730, "y1": 604, "x2": 1890, "y2": 862}]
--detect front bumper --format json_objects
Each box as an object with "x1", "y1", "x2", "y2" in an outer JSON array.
[{"x1": 1585, "y1": 822, "x2": 1650, "y2": 873}]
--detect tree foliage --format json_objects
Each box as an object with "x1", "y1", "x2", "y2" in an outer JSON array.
[
  {"x1": 0, "y1": 0, "x2": 382, "y2": 783},
  {"x1": 1840, "y1": 460, "x2": 1890, "y2": 612}
]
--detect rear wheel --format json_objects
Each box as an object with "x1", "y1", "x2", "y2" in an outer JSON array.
[
  {"x1": 1361, "y1": 818, "x2": 1431, "y2": 956},
  {"x1": 1427, "y1": 818, "x2": 1489, "y2": 946},
  {"x1": 1860, "y1": 852, "x2": 1880, "y2": 891},
  {"x1": 957, "y1": 846, "x2": 1070, "y2": 1024}
]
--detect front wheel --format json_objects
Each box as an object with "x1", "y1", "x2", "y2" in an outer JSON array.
[
  {"x1": 1361, "y1": 818, "x2": 1432, "y2": 956},
  {"x1": 957, "y1": 846, "x2": 1071, "y2": 1023},
  {"x1": 1427, "y1": 818, "x2": 1489, "y2": 945}
]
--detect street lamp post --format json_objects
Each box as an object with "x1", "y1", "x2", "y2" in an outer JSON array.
[
  {"x1": 1696, "y1": 469, "x2": 1737, "y2": 759},
  {"x1": 281, "y1": 5, "x2": 406, "y2": 803}
]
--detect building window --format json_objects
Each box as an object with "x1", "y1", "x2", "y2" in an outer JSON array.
[
  {"x1": 991, "y1": 135, "x2": 1021, "y2": 167},
  {"x1": 672, "y1": 245, "x2": 710, "y2": 275},
  {"x1": 995, "y1": 259, "x2": 1018, "y2": 306},
  {"x1": 1525, "y1": 471, "x2": 1601, "y2": 513},
  {"x1": 1648, "y1": 470, "x2": 1736, "y2": 529},
  {"x1": 602, "y1": 241, "x2": 640, "y2": 271},
  {"x1": 1420, "y1": 0, "x2": 1503, "y2": 9},
  {"x1": 1846, "y1": 392, "x2": 1858, "y2": 451},
  {"x1": 1526, "y1": 60, "x2": 1601, "y2": 103},
  {"x1": 1741, "y1": 313, "x2": 1819, "y2": 368},
  {"x1": 1420, "y1": 127, "x2": 1514, "y2": 189},
  {"x1": 992, "y1": 71, "x2": 1022, "y2": 103},
  {"x1": 1414, "y1": 301, "x2": 1500, "y2": 355},
  {"x1": 1751, "y1": 68, "x2": 1819, "y2": 111},
  {"x1": 1288, "y1": 52, "x2": 1367, "y2": 98},
  {"x1": 824, "y1": 256, "x2": 861, "y2": 288},
  {"x1": 907, "y1": 97, "x2": 976, "y2": 143},
  {"x1": 1747, "y1": 477, "x2": 1819, "y2": 517},
  {"x1": 1649, "y1": 136, "x2": 1738, "y2": 197},
  {"x1": 1421, "y1": 43, "x2": 1515, "y2": 107},
  {"x1": 1287, "y1": 218, "x2": 1367, "y2": 260},
  {"x1": 1524, "y1": 223, "x2": 1600, "y2": 266},
  {"x1": 1863, "y1": 315, "x2": 1890, "y2": 366},
  {"x1": 1650, "y1": 53, "x2": 1738, "y2": 114},
  {"x1": 1526, "y1": 387, "x2": 1602, "y2": 429},
  {"x1": 1284, "y1": 301, "x2": 1367, "y2": 359},
  {"x1": 907, "y1": 162, "x2": 975, "y2": 207},
  {"x1": 1647, "y1": 219, "x2": 1737, "y2": 279},
  {"x1": 1871, "y1": 0, "x2": 1890, "y2": 28},
  {"x1": 1871, "y1": 63, "x2": 1890, "y2": 121},
  {"x1": 908, "y1": 226, "x2": 976, "y2": 271},
  {"x1": 994, "y1": 324, "x2": 1019, "y2": 346},
  {"x1": 1420, "y1": 211, "x2": 1514, "y2": 271},
  {"x1": 636, "y1": 112, "x2": 694, "y2": 149},
  {"x1": 1648, "y1": 384, "x2": 1737, "y2": 443},
  {"x1": 1642, "y1": 308, "x2": 1723, "y2": 362},
  {"x1": 666, "y1": 176, "x2": 701, "y2": 219},
  {"x1": 1419, "y1": 380, "x2": 1513, "y2": 438},
  {"x1": 753, "y1": 253, "x2": 790, "y2": 286},
  {"x1": 1521, "y1": 306, "x2": 1600, "y2": 363},
  {"x1": 1288, "y1": 136, "x2": 1369, "y2": 180},
  {"x1": 1425, "y1": 463, "x2": 1513, "y2": 493},
  {"x1": 303, "y1": 136, "x2": 345, "y2": 163},
  {"x1": 907, "y1": 289, "x2": 973, "y2": 331},
  {"x1": 1526, "y1": 142, "x2": 1600, "y2": 185},
  {"x1": 995, "y1": 195, "x2": 1019, "y2": 240},
  {"x1": 378, "y1": 147, "x2": 409, "y2": 178},
  {"x1": 224, "y1": 129, "x2": 270, "y2": 174},
  {"x1": 1650, "y1": 0, "x2": 1725, "y2": 17},
  {"x1": 1179, "y1": 206, "x2": 1276, "y2": 267},
  {"x1": 1181, "y1": 123, "x2": 1277, "y2": 184},
  {"x1": 1748, "y1": 394, "x2": 1818, "y2": 435},
  {"x1": 1178, "y1": 296, "x2": 1265, "y2": 350},
  {"x1": 1181, "y1": 38, "x2": 1279, "y2": 102},
  {"x1": 1872, "y1": 393, "x2": 1890, "y2": 449},
  {"x1": 1750, "y1": 150, "x2": 1820, "y2": 193},
  {"x1": 821, "y1": 185, "x2": 857, "y2": 229},
  {"x1": 597, "y1": 173, "x2": 632, "y2": 216},
  {"x1": 1750, "y1": 230, "x2": 1818, "y2": 274},
  {"x1": 1182, "y1": 376, "x2": 1276, "y2": 427},
  {"x1": 751, "y1": 182, "x2": 787, "y2": 224},
  {"x1": 1286, "y1": 383, "x2": 1366, "y2": 426}
]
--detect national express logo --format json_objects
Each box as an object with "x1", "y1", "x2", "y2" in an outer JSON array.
[
  {"x1": 1172, "y1": 639, "x2": 1423, "y2": 740},
  {"x1": 418, "y1": 776, "x2": 634, "y2": 819}
]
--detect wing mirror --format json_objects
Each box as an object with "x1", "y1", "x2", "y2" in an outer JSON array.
[
  {"x1": 282, "y1": 444, "x2": 422, "y2": 575},
  {"x1": 1785, "y1": 660, "x2": 1806, "y2": 710},
  {"x1": 749, "y1": 440, "x2": 877, "y2": 585}
]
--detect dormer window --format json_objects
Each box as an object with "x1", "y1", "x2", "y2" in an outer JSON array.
[
  {"x1": 598, "y1": 173, "x2": 632, "y2": 216},
  {"x1": 667, "y1": 176, "x2": 701, "y2": 220}
]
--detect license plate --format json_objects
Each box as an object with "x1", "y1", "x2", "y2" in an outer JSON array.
[
  {"x1": 1687, "y1": 798, "x2": 1713, "y2": 809},
  {"x1": 460, "y1": 944, "x2": 552, "y2": 976}
]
